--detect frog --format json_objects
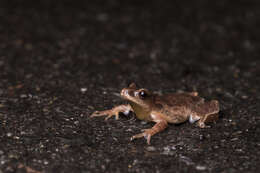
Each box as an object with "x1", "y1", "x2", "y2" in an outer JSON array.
[{"x1": 90, "y1": 83, "x2": 219, "y2": 144}]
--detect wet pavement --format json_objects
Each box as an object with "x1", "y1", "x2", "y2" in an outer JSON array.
[{"x1": 0, "y1": 0, "x2": 259, "y2": 172}]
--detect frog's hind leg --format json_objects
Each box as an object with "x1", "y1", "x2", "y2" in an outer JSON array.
[
  {"x1": 197, "y1": 113, "x2": 219, "y2": 128},
  {"x1": 192, "y1": 100, "x2": 219, "y2": 128}
]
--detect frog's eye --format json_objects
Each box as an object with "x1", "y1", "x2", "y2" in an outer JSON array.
[{"x1": 139, "y1": 90, "x2": 148, "y2": 99}]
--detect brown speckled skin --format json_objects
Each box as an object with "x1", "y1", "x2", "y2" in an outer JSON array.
[
  {"x1": 91, "y1": 83, "x2": 219, "y2": 144},
  {"x1": 153, "y1": 93, "x2": 219, "y2": 124}
]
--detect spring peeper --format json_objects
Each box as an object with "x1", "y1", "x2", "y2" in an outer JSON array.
[{"x1": 91, "y1": 83, "x2": 219, "y2": 144}]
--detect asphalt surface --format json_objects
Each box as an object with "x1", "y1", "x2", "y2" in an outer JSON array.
[{"x1": 0, "y1": 0, "x2": 260, "y2": 172}]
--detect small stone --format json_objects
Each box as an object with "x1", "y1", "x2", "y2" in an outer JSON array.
[
  {"x1": 230, "y1": 138, "x2": 239, "y2": 141},
  {"x1": 36, "y1": 87, "x2": 41, "y2": 91},
  {"x1": 199, "y1": 135, "x2": 204, "y2": 140},
  {"x1": 6, "y1": 132, "x2": 12, "y2": 137},
  {"x1": 241, "y1": 95, "x2": 248, "y2": 99},
  {"x1": 232, "y1": 131, "x2": 242, "y2": 135},
  {"x1": 43, "y1": 108, "x2": 49, "y2": 112},
  {"x1": 81, "y1": 88, "x2": 87, "y2": 93},
  {"x1": 8, "y1": 153, "x2": 19, "y2": 159},
  {"x1": 101, "y1": 165, "x2": 106, "y2": 170},
  {"x1": 20, "y1": 131, "x2": 26, "y2": 135},
  {"x1": 216, "y1": 87, "x2": 222, "y2": 92},
  {"x1": 225, "y1": 92, "x2": 234, "y2": 98},
  {"x1": 43, "y1": 160, "x2": 49, "y2": 165},
  {"x1": 26, "y1": 74, "x2": 33, "y2": 79},
  {"x1": 179, "y1": 155, "x2": 194, "y2": 165},
  {"x1": 0, "y1": 150, "x2": 4, "y2": 155},
  {"x1": 1, "y1": 160, "x2": 6, "y2": 165},
  {"x1": 196, "y1": 165, "x2": 207, "y2": 171},
  {"x1": 235, "y1": 149, "x2": 243, "y2": 152},
  {"x1": 161, "y1": 146, "x2": 176, "y2": 156},
  {"x1": 87, "y1": 106, "x2": 94, "y2": 110},
  {"x1": 20, "y1": 94, "x2": 27, "y2": 98},
  {"x1": 132, "y1": 159, "x2": 138, "y2": 165},
  {"x1": 5, "y1": 166, "x2": 14, "y2": 172},
  {"x1": 163, "y1": 146, "x2": 170, "y2": 152},
  {"x1": 224, "y1": 132, "x2": 230, "y2": 136},
  {"x1": 14, "y1": 136, "x2": 20, "y2": 139},
  {"x1": 171, "y1": 146, "x2": 176, "y2": 150},
  {"x1": 146, "y1": 146, "x2": 156, "y2": 152},
  {"x1": 141, "y1": 121, "x2": 147, "y2": 125}
]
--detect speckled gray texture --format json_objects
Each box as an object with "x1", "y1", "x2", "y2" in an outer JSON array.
[{"x1": 0, "y1": 0, "x2": 259, "y2": 172}]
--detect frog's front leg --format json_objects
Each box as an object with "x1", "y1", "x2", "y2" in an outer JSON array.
[
  {"x1": 130, "y1": 112, "x2": 168, "y2": 145},
  {"x1": 90, "y1": 104, "x2": 132, "y2": 120}
]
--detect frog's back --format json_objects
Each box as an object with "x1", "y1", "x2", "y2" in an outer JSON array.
[
  {"x1": 155, "y1": 93, "x2": 204, "y2": 108},
  {"x1": 153, "y1": 93, "x2": 204, "y2": 123}
]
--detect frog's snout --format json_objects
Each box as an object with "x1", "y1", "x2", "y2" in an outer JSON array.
[{"x1": 121, "y1": 88, "x2": 129, "y2": 97}]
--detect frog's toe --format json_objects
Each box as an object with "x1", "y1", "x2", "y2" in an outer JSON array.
[
  {"x1": 144, "y1": 134, "x2": 152, "y2": 145},
  {"x1": 90, "y1": 111, "x2": 101, "y2": 117},
  {"x1": 130, "y1": 130, "x2": 152, "y2": 145},
  {"x1": 104, "y1": 114, "x2": 112, "y2": 121},
  {"x1": 104, "y1": 112, "x2": 118, "y2": 121},
  {"x1": 197, "y1": 121, "x2": 211, "y2": 128},
  {"x1": 130, "y1": 133, "x2": 143, "y2": 141},
  {"x1": 90, "y1": 110, "x2": 110, "y2": 118}
]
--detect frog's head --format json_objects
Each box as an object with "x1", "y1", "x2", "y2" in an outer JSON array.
[{"x1": 120, "y1": 83, "x2": 153, "y2": 109}]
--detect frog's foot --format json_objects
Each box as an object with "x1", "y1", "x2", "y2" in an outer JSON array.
[
  {"x1": 130, "y1": 129, "x2": 153, "y2": 145},
  {"x1": 90, "y1": 104, "x2": 132, "y2": 121},
  {"x1": 90, "y1": 109, "x2": 119, "y2": 120},
  {"x1": 197, "y1": 121, "x2": 211, "y2": 128},
  {"x1": 130, "y1": 120, "x2": 168, "y2": 145}
]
